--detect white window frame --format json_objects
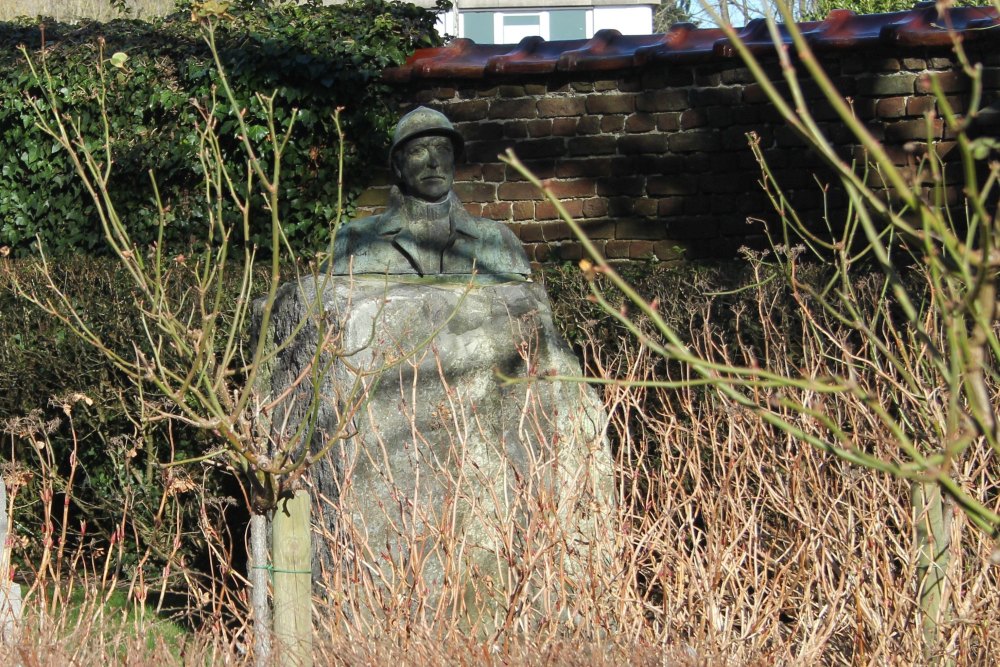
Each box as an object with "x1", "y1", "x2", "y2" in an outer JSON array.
[{"x1": 494, "y1": 11, "x2": 549, "y2": 43}]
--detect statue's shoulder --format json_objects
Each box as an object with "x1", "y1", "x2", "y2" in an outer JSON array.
[
  {"x1": 336, "y1": 213, "x2": 381, "y2": 236},
  {"x1": 463, "y1": 214, "x2": 532, "y2": 276},
  {"x1": 329, "y1": 213, "x2": 389, "y2": 274}
]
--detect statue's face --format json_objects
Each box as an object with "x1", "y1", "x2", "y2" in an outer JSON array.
[{"x1": 395, "y1": 135, "x2": 454, "y2": 202}]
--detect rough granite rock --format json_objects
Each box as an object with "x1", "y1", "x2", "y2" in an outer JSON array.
[
  {"x1": 0, "y1": 478, "x2": 21, "y2": 644},
  {"x1": 262, "y1": 275, "x2": 613, "y2": 627}
]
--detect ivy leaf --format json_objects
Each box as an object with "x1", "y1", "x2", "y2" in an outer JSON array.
[{"x1": 110, "y1": 52, "x2": 129, "y2": 70}]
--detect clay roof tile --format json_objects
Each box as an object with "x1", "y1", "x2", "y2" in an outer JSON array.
[{"x1": 385, "y1": 5, "x2": 999, "y2": 81}]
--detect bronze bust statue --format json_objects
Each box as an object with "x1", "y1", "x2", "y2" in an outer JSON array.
[{"x1": 330, "y1": 107, "x2": 531, "y2": 278}]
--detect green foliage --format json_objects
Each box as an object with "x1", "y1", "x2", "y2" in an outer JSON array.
[
  {"x1": 0, "y1": 0, "x2": 444, "y2": 255},
  {"x1": 0, "y1": 256, "x2": 269, "y2": 595}
]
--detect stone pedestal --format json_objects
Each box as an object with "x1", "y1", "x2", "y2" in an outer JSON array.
[
  {"x1": 263, "y1": 275, "x2": 613, "y2": 629},
  {"x1": 0, "y1": 479, "x2": 22, "y2": 644}
]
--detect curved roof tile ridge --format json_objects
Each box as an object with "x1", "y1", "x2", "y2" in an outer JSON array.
[{"x1": 383, "y1": 4, "x2": 999, "y2": 82}]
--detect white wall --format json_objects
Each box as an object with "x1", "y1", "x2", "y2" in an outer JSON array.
[{"x1": 592, "y1": 6, "x2": 652, "y2": 35}]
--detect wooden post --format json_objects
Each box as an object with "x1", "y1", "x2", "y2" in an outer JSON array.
[
  {"x1": 913, "y1": 480, "x2": 951, "y2": 662},
  {"x1": 249, "y1": 513, "x2": 272, "y2": 667},
  {"x1": 0, "y1": 478, "x2": 22, "y2": 644},
  {"x1": 272, "y1": 489, "x2": 312, "y2": 667}
]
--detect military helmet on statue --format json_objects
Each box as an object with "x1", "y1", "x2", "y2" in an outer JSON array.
[{"x1": 389, "y1": 106, "x2": 464, "y2": 166}]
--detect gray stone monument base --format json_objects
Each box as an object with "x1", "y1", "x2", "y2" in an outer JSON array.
[
  {"x1": 0, "y1": 478, "x2": 22, "y2": 644},
  {"x1": 265, "y1": 275, "x2": 614, "y2": 631},
  {"x1": 0, "y1": 584, "x2": 22, "y2": 644}
]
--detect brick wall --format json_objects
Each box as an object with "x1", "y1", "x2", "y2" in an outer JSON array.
[{"x1": 359, "y1": 41, "x2": 999, "y2": 263}]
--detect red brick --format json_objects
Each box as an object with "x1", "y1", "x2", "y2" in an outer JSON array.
[
  {"x1": 505, "y1": 160, "x2": 556, "y2": 181},
  {"x1": 653, "y1": 241, "x2": 686, "y2": 261},
  {"x1": 489, "y1": 98, "x2": 537, "y2": 119},
  {"x1": 582, "y1": 197, "x2": 609, "y2": 218},
  {"x1": 503, "y1": 122, "x2": 529, "y2": 138},
  {"x1": 604, "y1": 240, "x2": 630, "y2": 258},
  {"x1": 580, "y1": 220, "x2": 615, "y2": 238},
  {"x1": 555, "y1": 157, "x2": 627, "y2": 178},
  {"x1": 707, "y1": 106, "x2": 734, "y2": 126},
  {"x1": 884, "y1": 118, "x2": 944, "y2": 142},
  {"x1": 544, "y1": 179, "x2": 596, "y2": 198},
  {"x1": 513, "y1": 201, "x2": 534, "y2": 220},
  {"x1": 608, "y1": 197, "x2": 634, "y2": 216},
  {"x1": 907, "y1": 96, "x2": 935, "y2": 116},
  {"x1": 655, "y1": 113, "x2": 681, "y2": 131},
  {"x1": 742, "y1": 83, "x2": 769, "y2": 104},
  {"x1": 465, "y1": 140, "x2": 514, "y2": 163},
  {"x1": 498, "y1": 182, "x2": 545, "y2": 201},
  {"x1": 586, "y1": 94, "x2": 635, "y2": 114},
  {"x1": 530, "y1": 222, "x2": 572, "y2": 241},
  {"x1": 694, "y1": 70, "x2": 721, "y2": 87},
  {"x1": 615, "y1": 220, "x2": 663, "y2": 241},
  {"x1": 668, "y1": 131, "x2": 721, "y2": 152},
  {"x1": 596, "y1": 176, "x2": 645, "y2": 197},
  {"x1": 635, "y1": 90, "x2": 688, "y2": 112},
  {"x1": 657, "y1": 198, "x2": 684, "y2": 216},
  {"x1": 514, "y1": 138, "x2": 567, "y2": 159},
  {"x1": 648, "y1": 175, "x2": 697, "y2": 196},
  {"x1": 634, "y1": 198, "x2": 658, "y2": 217},
  {"x1": 601, "y1": 115, "x2": 626, "y2": 132},
  {"x1": 875, "y1": 97, "x2": 906, "y2": 119},
  {"x1": 692, "y1": 87, "x2": 740, "y2": 106},
  {"x1": 551, "y1": 118, "x2": 579, "y2": 136},
  {"x1": 629, "y1": 241, "x2": 656, "y2": 258},
  {"x1": 526, "y1": 119, "x2": 554, "y2": 137},
  {"x1": 556, "y1": 243, "x2": 585, "y2": 261},
  {"x1": 498, "y1": 84, "x2": 526, "y2": 96},
  {"x1": 874, "y1": 58, "x2": 901, "y2": 72},
  {"x1": 618, "y1": 134, "x2": 671, "y2": 154},
  {"x1": 354, "y1": 186, "x2": 389, "y2": 207},
  {"x1": 536, "y1": 200, "x2": 585, "y2": 220},
  {"x1": 456, "y1": 120, "x2": 504, "y2": 141},
  {"x1": 483, "y1": 164, "x2": 505, "y2": 181},
  {"x1": 454, "y1": 182, "x2": 497, "y2": 202},
  {"x1": 625, "y1": 113, "x2": 656, "y2": 133},
  {"x1": 568, "y1": 136, "x2": 618, "y2": 156},
  {"x1": 481, "y1": 201, "x2": 512, "y2": 220},
  {"x1": 680, "y1": 109, "x2": 707, "y2": 130},
  {"x1": 454, "y1": 164, "x2": 483, "y2": 180},
  {"x1": 640, "y1": 69, "x2": 693, "y2": 88},
  {"x1": 518, "y1": 224, "x2": 545, "y2": 243},
  {"x1": 618, "y1": 78, "x2": 642, "y2": 93},
  {"x1": 463, "y1": 203, "x2": 483, "y2": 216},
  {"x1": 983, "y1": 66, "x2": 1000, "y2": 89},
  {"x1": 576, "y1": 116, "x2": 601, "y2": 134},
  {"x1": 538, "y1": 97, "x2": 586, "y2": 117},
  {"x1": 917, "y1": 70, "x2": 969, "y2": 94},
  {"x1": 528, "y1": 242, "x2": 551, "y2": 262},
  {"x1": 448, "y1": 99, "x2": 489, "y2": 122}
]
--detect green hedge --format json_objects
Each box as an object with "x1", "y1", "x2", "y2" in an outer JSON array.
[{"x1": 0, "y1": 0, "x2": 444, "y2": 255}]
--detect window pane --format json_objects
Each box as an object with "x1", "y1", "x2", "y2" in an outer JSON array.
[
  {"x1": 464, "y1": 12, "x2": 494, "y2": 44},
  {"x1": 504, "y1": 15, "x2": 541, "y2": 27},
  {"x1": 550, "y1": 9, "x2": 587, "y2": 40}
]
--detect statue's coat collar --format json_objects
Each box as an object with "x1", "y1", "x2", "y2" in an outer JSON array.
[{"x1": 375, "y1": 190, "x2": 479, "y2": 276}]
